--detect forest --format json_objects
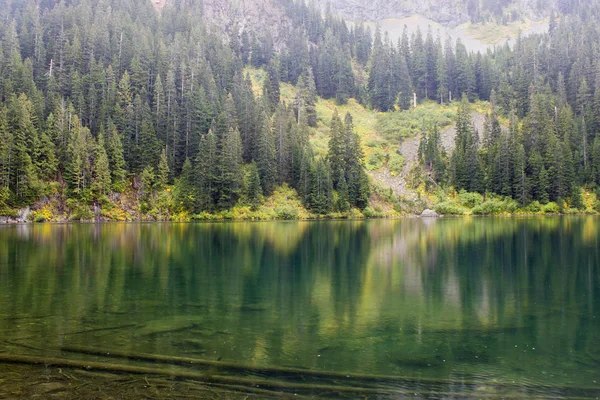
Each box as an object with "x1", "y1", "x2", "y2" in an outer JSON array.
[{"x1": 0, "y1": 0, "x2": 599, "y2": 220}]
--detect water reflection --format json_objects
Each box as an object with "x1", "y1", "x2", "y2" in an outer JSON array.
[{"x1": 0, "y1": 218, "x2": 599, "y2": 394}]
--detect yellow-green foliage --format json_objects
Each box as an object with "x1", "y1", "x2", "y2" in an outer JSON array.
[
  {"x1": 435, "y1": 200, "x2": 468, "y2": 215},
  {"x1": 377, "y1": 102, "x2": 455, "y2": 142},
  {"x1": 31, "y1": 205, "x2": 55, "y2": 222},
  {"x1": 244, "y1": 66, "x2": 297, "y2": 103},
  {"x1": 462, "y1": 18, "x2": 549, "y2": 45},
  {"x1": 388, "y1": 152, "x2": 405, "y2": 176},
  {"x1": 192, "y1": 184, "x2": 311, "y2": 221},
  {"x1": 66, "y1": 199, "x2": 94, "y2": 221},
  {"x1": 472, "y1": 198, "x2": 519, "y2": 215},
  {"x1": 99, "y1": 200, "x2": 133, "y2": 221},
  {"x1": 313, "y1": 97, "x2": 381, "y2": 159}
]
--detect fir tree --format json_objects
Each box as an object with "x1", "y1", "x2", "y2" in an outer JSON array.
[
  {"x1": 156, "y1": 148, "x2": 170, "y2": 190},
  {"x1": 91, "y1": 131, "x2": 111, "y2": 199},
  {"x1": 195, "y1": 130, "x2": 218, "y2": 212},
  {"x1": 307, "y1": 158, "x2": 332, "y2": 214},
  {"x1": 218, "y1": 127, "x2": 243, "y2": 209},
  {"x1": 246, "y1": 162, "x2": 262, "y2": 211}
]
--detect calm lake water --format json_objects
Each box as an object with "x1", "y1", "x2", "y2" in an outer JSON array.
[{"x1": 1, "y1": 218, "x2": 599, "y2": 398}]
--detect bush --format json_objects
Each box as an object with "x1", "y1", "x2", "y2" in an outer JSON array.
[
  {"x1": 66, "y1": 199, "x2": 94, "y2": 220},
  {"x1": 472, "y1": 197, "x2": 519, "y2": 215},
  {"x1": 593, "y1": 198, "x2": 600, "y2": 213},
  {"x1": 434, "y1": 201, "x2": 466, "y2": 215},
  {"x1": 542, "y1": 202, "x2": 560, "y2": 214},
  {"x1": 472, "y1": 199, "x2": 503, "y2": 215},
  {"x1": 276, "y1": 205, "x2": 298, "y2": 220},
  {"x1": 366, "y1": 149, "x2": 386, "y2": 170},
  {"x1": 458, "y1": 190, "x2": 483, "y2": 208},
  {"x1": 33, "y1": 213, "x2": 47, "y2": 223},
  {"x1": 524, "y1": 201, "x2": 541, "y2": 213},
  {"x1": 363, "y1": 206, "x2": 384, "y2": 218},
  {"x1": 347, "y1": 208, "x2": 365, "y2": 219},
  {"x1": 388, "y1": 152, "x2": 405, "y2": 176}
]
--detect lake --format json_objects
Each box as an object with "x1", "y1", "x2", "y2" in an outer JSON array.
[{"x1": 1, "y1": 218, "x2": 599, "y2": 398}]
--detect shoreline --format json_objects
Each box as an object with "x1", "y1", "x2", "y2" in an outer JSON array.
[{"x1": 1, "y1": 213, "x2": 598, "y2": 224}]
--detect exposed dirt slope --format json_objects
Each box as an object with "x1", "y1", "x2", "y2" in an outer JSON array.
[{"x1": 371, "y1": 112, "x2": 486, "y2": 199}]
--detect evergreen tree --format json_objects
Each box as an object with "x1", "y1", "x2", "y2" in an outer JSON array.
[
  {"x1": 246, "y1": 162, "x2": 262, "y2": 211},
  {"x1": 263, "y1": 62, "x2": 280, "y2": 113},
  {"x1": 218, "y1": 127, "x2": 243, "y2": 209},
  {"x1": 451, "y1": 99, "x2": 484, "y2": 193},
  {"x1": 176, "y1": 158, "x2": 195, "y2": 211},
  {"x1": 106, "y1": 125, "x2": 127, "y2": 192},
  {"x1": 256, "y1": 107, "x2": 277, "y2": 195},
  {"x1": 307, "y1": 158, "x2": 332, "y2": 214},
  {"x1": 91, "y1": 131, "x2": 111, "y2": 199},
  {"x1": 195, "y1": 130, "x2": 218, "y2": 212},
  {"x1": 156, "y1": 148, "x2": 170, "y2": 190},
  {"x1": 418, "y1": 124, "x2": 446, "y2": 184}
]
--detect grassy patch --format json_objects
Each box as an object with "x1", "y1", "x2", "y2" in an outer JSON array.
[
  {"x1": 461, "y1": 18, "x2": 549, "y2": 45},
  {"x1": 376, "y1": 102, "x2": 455, "y2": 143}
]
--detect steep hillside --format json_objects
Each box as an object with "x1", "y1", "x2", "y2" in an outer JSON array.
[
  {"x1": 152, "y1": 0, "x2": 291, "y2": 47},
  {"x1": 315, "y1": 0, "x2": 556, "y2": 27}
]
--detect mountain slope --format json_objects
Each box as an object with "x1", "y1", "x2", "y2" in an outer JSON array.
[{"x1": 315, "y1": 0, "x2": 556, "y2": 27}]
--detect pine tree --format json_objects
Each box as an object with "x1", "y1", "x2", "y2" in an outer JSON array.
[
  {"x1": 419, "y1": 124, "x2": 446, "y2": 184},
  {"x1": 218, "y1": 127, "x2": 243, "y2": 209},
  {"x1": 263, "y1": 62, "x2": 280, "y2": 113},
  {"x1": 296, "y1": 69, "x2": 318, "y2": 127},
  {"x1": 335, "y1": 166, "x2": 350, "y2": 212},
  {"x1": 307, "y1": 158, "x2": 332, "y2": 214},
  {"x1": 7, "y1": 94, "x2": 41, "y2": 203},
  {"x1": 195, "y1": 130, "x2": 218, "y2": 212},
  {"x1": 91, "y1": 131, "x2": 111, "y2": 199},
  {"x1": 106, "y1": 125, "x2": 127, "y2": 192},
  {"x1": 176, "y1": 158, "x2": 195, "y2": 211},
  {"x1": 156, "y1": 148, "x2": 170, "y2": 190},
  {"x1": 256, "y1": 108, "x2": 277, "y2": 195},
  {"x1": 451, "y1": 99, "x2": 484, "y2": 193},
  {"x1": 246, "y1": 162, "x2": 262, "y2": 211},
  {"x1": 327, "y1": 110, "x2": 346, "y2": 186}
]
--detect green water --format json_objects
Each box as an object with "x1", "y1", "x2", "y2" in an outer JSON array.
[{"x1": 1, "y1": 218, "x2": 599, "y2": 397}]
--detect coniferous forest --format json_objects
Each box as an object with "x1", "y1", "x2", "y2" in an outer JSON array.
[{"x1": 1, "y1": 0, "x2": 600, "y2": 220}]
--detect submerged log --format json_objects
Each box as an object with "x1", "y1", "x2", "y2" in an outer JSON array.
[
  {"x1": 0, "y1": 353, "x2": 412, "y2": 396},
  {"x1": 59, "y1": 345, "x2": 600, "y2": 397},
  {"x1": 61, "y1": 345, "x2": 459, "y2": 386},
  {"x1": 1, "y1": 352, "x2": 598, "y2": 399}
]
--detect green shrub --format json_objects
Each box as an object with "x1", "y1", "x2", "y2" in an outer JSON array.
[
  {"x1": 276, "y1": 205, "x2": 298, "y2": 220},
  {"x1": 525, "y1": 201, "x2": 541, "y2": 213},
  {"x1": 376, "y1": 103, "x2": 455, "y2": 142},
  {"x1": 67, "y1": 199, "x2": 94, "y2": 220},
  {"x1": 472, "y1": 197, "x2": 519, "y2": 215},
  {"x1": 542, "y1": 202, "x2": 560, "y2": 214},
  {"x1": 388, "y1": 152, "x2": 405, "y2": 176},
  {"x1": 347, "y1": 208, "x2": 365, "y2": 219},
  {"x1": 434, "y1": 201, "x2": 466, "y2": 215},
  {"x1": 220, "y1": 210, "x2": 235, "y2": 220},
  {"x1": 363, "y1": 206, "x2": 384, "y2": 218},
  {"x1": 33, "y1": 214, "x2": 47, "y2": 223},
  {"x1": 367, "y1": 149, "x2": 386, "y2": 170},
  {"x1": 458, "y1": 190, "x2": 483, "y2": 208},
  {"x1": 191, "y1": 212, "x2": 215, "y2": 221},
  {"x1": 472, "y1": 199, "x2": 502, "y2": 215},
  {"x1": 593, "y1": 199, "x2": 600, "y2": 213}
]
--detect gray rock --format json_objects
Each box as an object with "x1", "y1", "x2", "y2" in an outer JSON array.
[
  {"x1": 420, "y1": 209, "x2": 439, "y2": 217},
  {"x1": 16, "y1": 207, "x2": 31, "y2": 223}
]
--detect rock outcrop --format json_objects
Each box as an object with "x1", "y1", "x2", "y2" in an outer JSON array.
[{"x1": 420, "y1": 209, "x2": 440, "y2": 217}]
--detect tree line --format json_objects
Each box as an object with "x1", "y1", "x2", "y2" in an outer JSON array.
[
  {"x1": 0, "y1": 0, "x2": 598, "y2": 214},
  {"x1": 0, "y1": 0, "x2": 370, "y2": 215}
]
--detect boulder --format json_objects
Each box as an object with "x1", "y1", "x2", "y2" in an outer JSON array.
[{"x1": 420, "y1": 209, "x2": 440, "y2": 218}]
